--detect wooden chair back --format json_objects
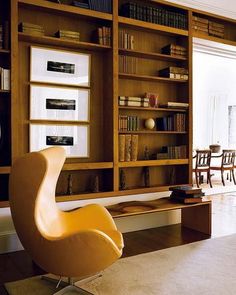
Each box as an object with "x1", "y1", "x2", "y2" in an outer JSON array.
[
  {"x1": 194, "y1": 149, "x2": 212, "y2": 170},
  {"x1": 221, "y1": 150, "x2": 235, "y2": 167}
]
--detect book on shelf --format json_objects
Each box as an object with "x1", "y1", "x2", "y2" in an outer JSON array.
[
  {"x1": 95, "y1": 26, "x2": 111, "y2": 46},
  {"x1": 119, "y1": 100, "x2": 149, "y2": 107},
  {"x1": 156, "y1": 113, "x2": 186, "y2": 132},
  {"x1": 19, "y1": 22, "x2": 45, "y2": 36},
  {"x1": 119, "y1": 30, "x2": 134, "y2": 50},
  {"x1": 161, "y1": 44, "x2": 187, "y2": 57},
  {"x1": 2, "y1": 21, "x2": 9, "y2": 50},
  {"x1": 159, "y1": 102, "x2": 189, "y2": 109},
  {"x1": 119, "y1": 115, "x2": 140, "y2": 131},
  {"x1": 119, "y1": 55, "x2": 137, "y2": 74},
  {"x1": 55, "y1": 30, "x2": 80, "y2": 41},
  {"x1": 192, "y1": 16, "x2": 208, "y2": 24},
  {"x1": 119, "y1": 134, "x2": 139, "y2": 162},
  {"x1": 0, "y1": 68, "x2": 10, "y2": 91},
  {"x1": 72, "y1": 0, "x2": 89, "y2": 9},
  {"x1": 88, "y1": 0, "x2": 112, "y2": 13},
  {"x1": 120, "y1": 2, "x2": 188, "y2": 30},
  {"x1": 0, "y1": 25, "x2": 2, "y2": 49},
  {"x1": 160, "y1": 145, "x2": 187, "y2": 159},
  {"x1": 159, "y1": 67, "x2": 188, "y2": 80}
]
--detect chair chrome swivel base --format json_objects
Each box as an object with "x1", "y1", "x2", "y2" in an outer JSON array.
[{"x1": 42, "y1": 273, "x2": 101, "y2": 294}]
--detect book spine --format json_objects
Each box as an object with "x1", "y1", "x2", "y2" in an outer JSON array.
[
  {"x1": 125, "y1": 135, "x2": 132, "y2": 161},
  {"x1": 119, "y1": 135, "x2": 126, "y2": 162}
]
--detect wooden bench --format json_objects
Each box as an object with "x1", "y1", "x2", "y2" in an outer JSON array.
[{"x1": 107, "y1": 197, "x2": 211, "y2": 235}]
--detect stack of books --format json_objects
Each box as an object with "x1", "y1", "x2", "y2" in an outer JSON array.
[
  {"x1": 209, "y1": 21, "x2": 224, "y2": 38},
  {"x1": 156, "y1": 113, "x2": 186, "y2": 132},
  {"x1": 119, "y1": 134, "x2": 138, "y2": 161},
  {"x1": 159, "y1": 102, "x2": 189, "y2": 109},
  {"x1": 119, "y1": 30, "x2": 135, "y2": 50},
  {"x1": 119, "y1": 55, "x2": 137, "y2": 74},
  {"x1": 192, "y1": 16, "x2": 208, "y2": 35},
  {"x1": 119, "y1": 96, "x2": 149, "y2": 107},
  {"x1": 119, "y1": 115, "x2": 140, "y2": 131},
  {"x1": 157, "y1": 145, "x2": 187, "y2": 159},
  {"x1": 169, "y1": 186, "x2": 204, "y2": 204},
  {"x1": 55, "y1": 30, "x2": 80, "y2": 42},
  {"x1": 161, "y1": 44, "x2": 187, "y2": 57},
  {"x1": 1, "y1": 21, "x2": 9, "y2": 50},
  {"x1": 0, "y1": 68, "x2": 10, "y2": 91},
  {"x1": 159, "y1": 66, "x2": 188, "y2": 80},
  {"x1": 120, "y1": 2, "x2": 188, "y2": 30},
  {"x1": 96, "y1": 26, "x2": 111, "y2": 46},
  {"x1": 19, "y1": 22, "x2": 44, "y2": 36}
]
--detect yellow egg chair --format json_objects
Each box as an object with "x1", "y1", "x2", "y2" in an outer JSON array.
[{"x1": 9, "y1": 147, "x2": 124, "y2": 294}]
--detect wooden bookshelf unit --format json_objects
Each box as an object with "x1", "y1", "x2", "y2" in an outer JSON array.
[{"x1": 0, "y1": 0, "x2": 235, "y2": 209}]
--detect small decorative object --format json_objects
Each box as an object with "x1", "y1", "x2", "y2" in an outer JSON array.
[
  {"x1": 144, "y1": 146, "x2": 150, "y2": 160},
  {"x1": 145, "y1": 92, "x2": 158, "y2": 108},
  {"x1": 119, "y1": 169, "x2": 126, "y2": 190},
  {"x1": 143, "y1": 167, "x2": 150, "y2": 187},
  {"x1": 131, "y1": 135, "x2": 138, "y2": 161},
  {"x1": 91, "y1": 175, "x2": 99, "y2": 193},
  {"x1": 209, "y1": 144, "x2": 221, "y2": 153},
  {"x1": 30, "y1": 46, "x2": 91, "y2": 86},
  {"x1": 30, "y1": 124, "x2": 89, "y2": 158},
  {"x1": 144, "y1": 118, "x2": 155, "y2": 130},
  {"x1": 67, "y1": 174, "x2": 73, "y2": 195},
  {"x1": 30, "y1": 85, "x2": 90, "y2": 122}
]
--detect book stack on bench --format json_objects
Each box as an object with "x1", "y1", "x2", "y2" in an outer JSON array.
[{"x1": 169, "y1": 186, "x2": 204, "y2": 204}]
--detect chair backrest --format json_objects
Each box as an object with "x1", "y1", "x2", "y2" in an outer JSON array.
[
  {"x1": 194, "y1": 149, "x2": 211, "y2": 169},
  {"x1": 221, "y1": 149, "x2": 235, "y2": 167},
  {"x1": 9, "y1": 147, "x2": 66, "y2": 256}
]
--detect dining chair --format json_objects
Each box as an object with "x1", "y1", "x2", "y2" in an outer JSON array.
[
  {"x1": 210, "y1": 149, "x2": 236, "y2": 186},
  {"x1": 193, "y1": 149, "x2": 212, "y2": 188}
]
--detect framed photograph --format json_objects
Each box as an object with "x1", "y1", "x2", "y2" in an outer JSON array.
[
  {"x1": 30, "y1": 46, "x2": 91, "y2": 86},
  {"x1": 30, "y1": 85, "x2": 90, "y2": 122},
  {"x1": 30, "y1": 124, "x2": 89, "y2": 158}
]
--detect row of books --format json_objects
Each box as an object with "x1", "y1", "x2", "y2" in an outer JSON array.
[
  {"x1": 119, "y1": 134, "x2": 138, "y2": 162},
  {"x1": 159, "y1": 102, "x2": 189, "y2": 109},
  {"x1": 0, "y1": 68, "x2": 10, "y2": 91},
  {"x1": 19, "y1": 22, "x2": 45, "y2": 36},
  {"x1": 119, "y1": 30, "x2": 135, "y2": 50},
  {"x1": 169, "y1": 186, "x2": 204, "y2": 204},
  {"x1": 159, "y1": 66, "x2": 189, "y2": 80},
  {"x1": 156, "y1": 145, "x2": 187, "y2": 159},
  {"x1": 119, "y1": 96, "x2": 149, "y2": 107},
  {"x1": 0, "y1": 22, "x2": 9, "y2": 50},
  {"x1": 96, "y1": 26, "x2": 111, "y2": 46},
  {"x1": 156, "y1": 113, "x2": 186, "y2": 132},
  {"x1": 119, "y1": 115, "x2": 140, "y2": 131},
  {"x1": 72, "y1": 0, "x2": 112, "y2": 13},
  {"x1": 192, "y1": 16, "x2": 224, "y2": 38},
  {"x1": 119, "y1": 55, "x2": 137, "y2": 74},
  {"x1": 120, "y1": 2, "x2": 188, "y2": 30},
  {"x1": 161, "y1": 44, "x2": 187, "y2": 57}
]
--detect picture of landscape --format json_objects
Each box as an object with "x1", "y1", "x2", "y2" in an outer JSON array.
[
  {"x1": 47, "y1": 61, "x2": 75, "y2": 74},
  {"x1": 46, "y1": 135, "x2": 74, "y2": 146},
  {"x1": 46, "y1": 98, "x2": 76, "y2": 110}
]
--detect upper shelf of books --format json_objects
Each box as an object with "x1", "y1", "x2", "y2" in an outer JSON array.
[{"x1": 18, "y1": 0, "x2": 113, "y2": 21}]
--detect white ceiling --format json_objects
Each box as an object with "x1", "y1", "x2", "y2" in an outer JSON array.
[{"x1": 166, "y1": 0, "x2": 236, "y2": 19}]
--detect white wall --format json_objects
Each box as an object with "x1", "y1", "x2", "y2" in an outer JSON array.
[{"x1": 193, "y1": 40, "x2": 236, "y2": 149}]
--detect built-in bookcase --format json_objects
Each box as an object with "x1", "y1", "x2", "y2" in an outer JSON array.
[{"x1": 0, "y1": 0, "x2": 235, "y2": 211}]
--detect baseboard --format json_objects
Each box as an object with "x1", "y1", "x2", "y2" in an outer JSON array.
[{"x1": 0, "y1": 231, "x2": 23, "y2": 253}]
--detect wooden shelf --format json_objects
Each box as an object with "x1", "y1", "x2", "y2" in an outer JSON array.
[
  {"x1": 107, "y1": 197, "x2": 211, "y2": 218},
  {"x1": 63, "y1": 162, "x2": 113, "y2": 171},
  {"x1": 119, "y1": 48, "x2": 187, "y2": 61},
  {"x1": 18, "y1": 33, "x2": 111, "y2": 51},
  {"x1": 56, "y1": 191, "x2": 116, "y2": 202},
  {"x1": 119, "y1": 106, "x2": 187, "y2": 112},
  {"x1": 0, "y1": 90, "x2": 10, "y2": 93},
  {"x1": 119, "y1": 130, "x2": 187, "y2": 134},
  {"x1": 118, "y1": 16, "x2": 188, "y2": 36},
  {"x1": 0, "y1": 49, "x2": 10, "y2": 54},
  {"x1": 119, "y1": 159, "x2": 189, "y2": 168},
  {"x1": 18, "y1": 0, "x2": 112, "y2": 21},
  {"x1": 119, "y1": 73, "x2": 188, "y2": 83},
  {"x1": 0, "y1": 166, "x2": 11, "y2": 174},
  {"x1": 192, "y1": 32, "x2": 236, "y2": 47}
]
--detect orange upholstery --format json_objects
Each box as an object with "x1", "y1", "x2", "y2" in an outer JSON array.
[{"x1": 9, "y1": 147, "x2": 123, "y2": 278}]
